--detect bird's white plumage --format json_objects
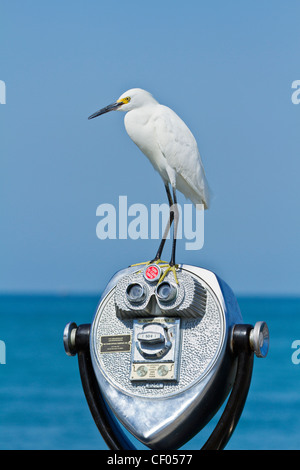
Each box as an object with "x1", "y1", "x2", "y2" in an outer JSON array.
[{"x1": 117, "y1": 88, "x2": 210, "y2": 209}]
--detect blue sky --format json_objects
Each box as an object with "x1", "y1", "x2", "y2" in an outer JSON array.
[{"x1": 1, "y1": 1, "x2": 299, "y2": 295}]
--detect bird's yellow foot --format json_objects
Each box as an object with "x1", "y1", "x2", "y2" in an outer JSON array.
[
  {"x1": 130, "y1": 260, "x2": 179, "y2": 285},
  {"x1": 130, "y1": 259, "x2": 168, "y2": 268},
  {"x1": 130, "y1": 259, "x2": 169, "y2": 281},
  {"x1": 158, "y1": 264, "x2": 179, "y2": 285}
]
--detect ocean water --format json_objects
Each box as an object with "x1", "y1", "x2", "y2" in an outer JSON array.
[{"x1": 0, "y1": 294, "x2": 299, "y2": 450}]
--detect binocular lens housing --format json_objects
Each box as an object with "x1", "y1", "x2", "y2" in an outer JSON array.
[
  {"x1": 126, "y1": 283, "x2": 146, "y2": 303},
  {"x1": 156, "y1": 281, "x2": 177, "y2": 303},
  {"x1": 126, "y1": 281, "x2": 178, "y2": 305}
]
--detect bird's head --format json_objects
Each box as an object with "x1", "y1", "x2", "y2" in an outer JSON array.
[{"x1": 88, "y1": 88, "x2": 157, "y2": 119}]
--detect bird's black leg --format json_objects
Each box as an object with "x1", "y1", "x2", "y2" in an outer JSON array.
[
  {"x1": 131, "y1": 183, "x2": 176, "y2": 271},
  {"x1": 170, "y1": 188, "x2": 178, "y2": 267},
  {"x1": 156, "y1": 187, "x2": 179, "y2": 284},
  {"x1": 152, "y1": 183, "x2": 174, "y2": 262}
]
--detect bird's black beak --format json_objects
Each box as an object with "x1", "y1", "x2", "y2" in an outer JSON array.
[{"x1": 88, "y1": 101, "x2": 123, "y2": 119}]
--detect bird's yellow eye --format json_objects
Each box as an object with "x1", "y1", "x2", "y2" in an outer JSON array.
[{"x1": 118, "y1": 96, "x2": 131, "y2": 105}]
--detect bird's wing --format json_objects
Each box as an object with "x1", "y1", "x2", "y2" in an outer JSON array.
[{"x1": 152, "y1": 105, "x2": 210, "y2": 207}]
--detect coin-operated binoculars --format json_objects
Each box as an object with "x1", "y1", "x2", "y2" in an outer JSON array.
[{"x1": 64, "y1": 263, "x2": 269, "y2": 450}]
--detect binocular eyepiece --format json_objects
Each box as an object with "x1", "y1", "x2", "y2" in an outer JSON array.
[
  {"x1": 156, "y1": 281, "x2": 177, "y2": 302},
  {"x1": 126, "y1": 283, "x2": 147, "y2": 304},
  {"x1": 115, "y1": 264, "x2": 207, "y2": 320},
  {"x1": 126, "y1": 280, "x2": 178, "y2": 305}
]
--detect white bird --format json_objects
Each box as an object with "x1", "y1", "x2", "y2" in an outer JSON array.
[{"x1": 88, "y1": 88, "x2": 210, "y2": 282}]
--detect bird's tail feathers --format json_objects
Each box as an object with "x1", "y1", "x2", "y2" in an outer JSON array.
[{"x1": 189, "y1": 178, "x2": 212, "y2": 210}]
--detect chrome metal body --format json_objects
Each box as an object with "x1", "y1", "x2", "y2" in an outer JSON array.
[{"x1": 89, "y1": 264, "x2": 243, "y2": 449}]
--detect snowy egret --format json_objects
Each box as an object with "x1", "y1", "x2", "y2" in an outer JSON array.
[{"x1": 88, "y1": 88, "x2": 210, "y2": 282}]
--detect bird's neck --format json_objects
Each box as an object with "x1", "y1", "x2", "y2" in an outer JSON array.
[{"x1": 125, "y1": 104, "x2": 157, "y2": 125}]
